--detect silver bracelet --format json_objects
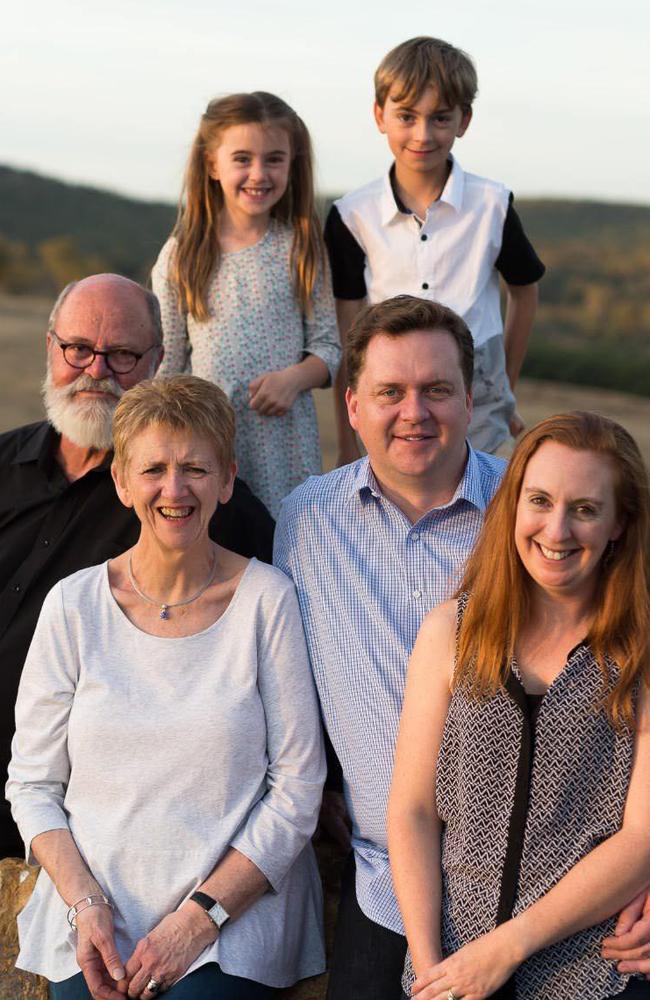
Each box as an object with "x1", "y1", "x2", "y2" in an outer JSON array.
[{"x1": 67, "y1": 893, "x2": 112, "y2": 929}]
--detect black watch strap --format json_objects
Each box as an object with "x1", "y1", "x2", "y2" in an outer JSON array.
[{"x1": 189, "y1": 891, "x2": 230, "y2": 929}]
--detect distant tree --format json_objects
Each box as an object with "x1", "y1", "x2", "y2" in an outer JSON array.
[
  {"x1": 0, "y1": 236, "x2": 44, "y2": 293},
  {"x1": 38, "y1": 236, "x2": 105, "y2": 290}
]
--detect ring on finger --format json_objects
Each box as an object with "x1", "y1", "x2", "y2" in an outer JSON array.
[
  {"x1": 146, "y1": 977, "x2": 162, "y2": 995},
  {"x1": 448, "y1": 990, "x2": 458, "y2": 1000}
]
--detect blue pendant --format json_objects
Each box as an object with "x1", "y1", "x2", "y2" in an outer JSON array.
[{"x1": 159, "y1": 605, "x2": 170, "y2": 620}]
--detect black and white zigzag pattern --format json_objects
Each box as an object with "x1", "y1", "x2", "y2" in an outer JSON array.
[{"x1": 402, "y1": 603, "x2": 635, "y2": 1000}]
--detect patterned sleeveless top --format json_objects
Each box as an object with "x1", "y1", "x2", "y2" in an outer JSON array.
[{"x1": 402, "y1": 595, "x2": 636, "y2": 1000}]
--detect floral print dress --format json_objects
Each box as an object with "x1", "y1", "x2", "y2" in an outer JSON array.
[{"x1": 152, "y1": 222, "x2": 340, "y2": 517}]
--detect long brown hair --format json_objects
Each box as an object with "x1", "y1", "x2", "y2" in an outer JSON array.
[
  {"x1": 456, "y1": 412, "x2": 650, "y2": 727},
  {"x1": 170, "y1": 91, "x2": 324, "y2": 321}
]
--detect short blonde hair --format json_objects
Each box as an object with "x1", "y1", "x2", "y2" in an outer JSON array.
[
  {"x1": 375, "y1": 36, "x2": 478, "y2": 111},
  {"x1": 113, "y1": 375, "x2": 235, "y2": 473}
]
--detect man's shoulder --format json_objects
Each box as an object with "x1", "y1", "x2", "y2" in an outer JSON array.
[
  {"x1": 0, "y1": 420, "x2": 49, "y2": 465},
  {"x1": 472, "y1": 448, "x2": 507, "y2": 496},
  {"x1": 279, "y1": 461, "x2": 364, "y2": 522},
  {"x1": 335, "y1": 176, "x2": 386, "y2": 219}
]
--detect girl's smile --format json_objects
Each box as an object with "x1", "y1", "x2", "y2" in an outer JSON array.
[{"x1": 206, "y1": 123, "x2": 291, "y2": 224}]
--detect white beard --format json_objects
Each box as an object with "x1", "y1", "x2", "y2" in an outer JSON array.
[{"x1": 42, "y1": 370, "x2": 124, "y2": 450}]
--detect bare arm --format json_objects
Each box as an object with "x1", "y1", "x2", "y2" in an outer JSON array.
[
  {"x1": 124, "y1": 848, "x2": 270, "y2": 997},
  {"x1": 513, "y1": 682, "x2": 650, "y2": 953},
  {"x1": 249, "y1": 264, "x2": 340, "y2": 417},
  {"x1": 411, "y1": 683, "x2": 650, "y2": 1000},
  {"x1": 249, "y1": 353, "x2": 330, "y2": 416},
  {"x1": 388, "y1": 600, "x2": 456, "y2": 977},
  {"x1": 503, "y1": 281, "x2": 539, "y2": 390},
  {"x1": 32, "y1": 829, "x2": 127, "y2": 1000},
  {"x1": 501, "y1": 281, "x2": 539, "y2": 439},
  {"x1": 334, "y1": 298, "x2": 366, "y2": 466}
]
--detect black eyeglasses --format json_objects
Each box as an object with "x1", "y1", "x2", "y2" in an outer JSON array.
[{"x1": 49, "y1": 329, "x2": 158, "y2": 375}]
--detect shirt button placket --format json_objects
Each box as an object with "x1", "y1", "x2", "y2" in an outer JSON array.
[
  {"x1": 419, "y1": 224, "x2": 431, "y2": 294},
  {"x1": 407, "y1": 528, "x2": 423, "y2": 601}
]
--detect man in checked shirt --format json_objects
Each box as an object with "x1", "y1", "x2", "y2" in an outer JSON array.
[{"x1": 273, "y1": 295, "x2": 650, "y2": 1000}]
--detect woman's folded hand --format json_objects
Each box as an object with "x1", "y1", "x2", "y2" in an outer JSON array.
[
  {"x1": 125, "y1": 904, "x2": 218, "y2": 997},
  {"x1": 411, "y1": 925, "x2": 522, "y2": 1000},
  {"x1": 75, "y1": 904, "x2": 128, "y2": 1000}
]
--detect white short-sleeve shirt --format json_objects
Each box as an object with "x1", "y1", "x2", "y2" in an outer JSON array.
[{"x1": 333, "y1": 157, "x2": 510, "y2": 349}]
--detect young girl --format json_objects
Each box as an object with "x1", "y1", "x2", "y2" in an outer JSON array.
[{"x1": 152, "y1": 92, "x2": 340, "y2": 517}]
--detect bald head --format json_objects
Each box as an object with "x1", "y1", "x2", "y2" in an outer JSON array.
[
  {"x1": 43, "y1": 274, "x2": 164, "y2": 452},
  {"x1": 49, "y1": 274, "x2": 163, "y2": 347}
]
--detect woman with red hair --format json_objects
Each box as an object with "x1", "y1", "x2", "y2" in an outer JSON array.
[{"x1": 389, "y1": 411, "x2": 650, "y2": 1000}]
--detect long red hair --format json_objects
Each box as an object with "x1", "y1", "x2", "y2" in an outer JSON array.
[{"x1": 456, "y1": 412, "x2": 650, "y2": 727}]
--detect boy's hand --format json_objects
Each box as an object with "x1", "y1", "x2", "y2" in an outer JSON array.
[
  {"x1": 248, "y1": 368, "x2": 302, "y2": 416},
  {"x1": 509, "y1": 410, "x2": 525, "y2": 438}
]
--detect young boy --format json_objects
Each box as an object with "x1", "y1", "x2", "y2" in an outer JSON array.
[{"x1": 325, "y1": 36, "x2": 545, "y2": 462}]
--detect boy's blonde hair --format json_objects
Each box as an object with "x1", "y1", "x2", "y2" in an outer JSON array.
[
  {"x1": 170, "y1": 92, "x2": 325, "y2": 322},
  {"x1": 375, "y1": 36, "x2": 477, "y2": 111}
]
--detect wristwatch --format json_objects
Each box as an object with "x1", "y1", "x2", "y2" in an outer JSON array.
[{"x1": 189, "y1": 891, "x2": 230, "y2": 930}]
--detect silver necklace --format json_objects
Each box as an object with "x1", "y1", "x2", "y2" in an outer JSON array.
[{"x1": 127, "y1": 551, "x2": 218, "y2": 620}]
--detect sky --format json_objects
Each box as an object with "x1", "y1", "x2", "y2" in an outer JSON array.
[{"x1": 3, "y1": 0, "x2": 649, "y2": 206}]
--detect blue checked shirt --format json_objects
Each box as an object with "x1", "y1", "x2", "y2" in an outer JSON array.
[{"x1": 274, "y1": 445, "x2": 505, "y2": 934}]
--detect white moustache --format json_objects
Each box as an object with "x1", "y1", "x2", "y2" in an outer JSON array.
[{"x1": 66, "y1": 373, "x2": 124, "y2": 400}]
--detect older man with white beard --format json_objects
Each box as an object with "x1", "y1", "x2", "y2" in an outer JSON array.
[{"x1": 0, "y1": 273, "x2": 275, "y2": 860}]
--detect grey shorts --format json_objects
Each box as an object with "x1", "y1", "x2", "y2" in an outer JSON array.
[{"x1": 468, "y1": 334, "x2": 516, "y2": 454}]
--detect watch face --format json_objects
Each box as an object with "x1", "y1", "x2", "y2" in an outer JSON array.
[
  {"x1": 190, "y1": 891, "x2": 230, "y2": 929},
  {"x1": 207, "y1": 899, "x2": 230, "y2": 928}
]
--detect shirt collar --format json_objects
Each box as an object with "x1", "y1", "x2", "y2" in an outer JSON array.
[
  {"x1": 440, "y1": 155, "x2": 465, "y2": 213},
  {"x1": 381, "y1": 156, "x2": 465, "y2": 226},
  {"x1": 13, "y1": 421, "x2": 113, "y2": 475},
  {"x1": 349, "y1": 443, "x2": 488, "y2": 514},
  {"x1": 13, "y1": 422, "x2": 58, "y2": 468},
  {"x1": 349, "y1": 456, "x2": 382, "y2": 504},
  {"x1": 379, "y1": 170, "x2": 404, "y2": 226},
  {"x1": 450, "y1": 443, "x2": 490, "y2": 512}
]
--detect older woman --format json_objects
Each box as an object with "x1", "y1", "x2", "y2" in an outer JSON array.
[
  {"x1": 389, "y1": 412, "x2": 650, "y2": 1000},
  {"x1": 7, "y1": 375, "x2": 325, "y2": 1000}
]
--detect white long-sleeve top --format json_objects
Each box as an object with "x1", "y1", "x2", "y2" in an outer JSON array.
[{"x1": 6, "y1": 559, "x2": 326, "y2": 987}]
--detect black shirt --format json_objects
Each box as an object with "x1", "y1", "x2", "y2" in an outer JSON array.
[
  {"x1": 0, "y1": 420, "x2": 275, "y2": 857},
  {"x1": 324, "y1": 178, "x2": 545, "y2": 300}
]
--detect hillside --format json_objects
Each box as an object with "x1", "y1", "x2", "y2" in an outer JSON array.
[
  {"x1": 0, "y1": 166, "x2": 175, "y2": 286},
  {"x1": 1, "y1": 164, "x2": 649, "y2": 394}
]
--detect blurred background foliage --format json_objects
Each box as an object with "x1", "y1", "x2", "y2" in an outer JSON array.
[{"x1": 1, "y1": 165, "x2": 649, "y2": 395}]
